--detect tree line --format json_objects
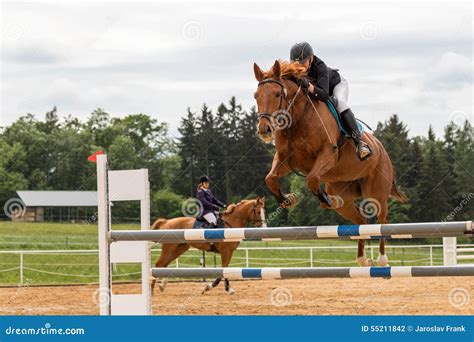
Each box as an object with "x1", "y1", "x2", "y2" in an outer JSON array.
[{"x1": 0, "y1": 99, "x2": 472, "y2": 226}]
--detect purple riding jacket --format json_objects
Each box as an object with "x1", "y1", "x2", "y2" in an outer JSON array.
[{"x1": 196, "y1": 188, "x2": 226, "y2": 215}]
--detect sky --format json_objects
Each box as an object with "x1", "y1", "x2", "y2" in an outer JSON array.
[{"x1": 1, "y1": 1, "x2": 472, "y2": 137}]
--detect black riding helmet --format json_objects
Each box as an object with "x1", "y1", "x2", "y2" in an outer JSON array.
[
  {"x1": 290, "y1": 42, "x2": 314, "y2": 62},
  {"x1": 199, "y1": 175, "x2": 210, "y2": 183}
]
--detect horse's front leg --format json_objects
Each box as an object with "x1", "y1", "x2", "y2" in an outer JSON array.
[
  {"x1": 306, "y1": 148, "x2": 339, "y2": 208},
  {"x1": 221, "y1": 244, "x2": 237, "y2": 295},
  {"x1": 265, "y1": 153, "x2": 298, "y2": 208},
  {"x1": 201, "y1": 277, "x2": 222, "y2": 294}
]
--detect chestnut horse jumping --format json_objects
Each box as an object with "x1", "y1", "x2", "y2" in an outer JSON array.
[
  {"x1": 151, "y1": 197, "x2": 266, "y2": 294},
  {"x1": 253, "y1": 60, "x2": 407, "y2": 266}
]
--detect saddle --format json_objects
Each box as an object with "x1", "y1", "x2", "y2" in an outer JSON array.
[
  {"x1": 192, "y1": 212, "x2": 224, "y2": 229},
  {"x1": 327, "y1": 97, "x2": 365, "y2": 137}
]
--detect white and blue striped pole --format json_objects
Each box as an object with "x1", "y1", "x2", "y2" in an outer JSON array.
[
  {"x1": 151, "y1": 266, "x2": 474, "y2": 279},
  {"x1": 111, "y1": 221, "x2": 473, "y2": 243}
]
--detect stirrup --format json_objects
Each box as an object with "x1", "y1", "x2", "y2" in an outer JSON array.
[{"x1": 356, "y1": 142, "x2": 373, "y2": 161}]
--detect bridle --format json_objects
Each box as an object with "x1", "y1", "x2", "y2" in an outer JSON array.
[
  {"x1": 222, "y1": 202, "x2": 266, "y2": 228},
  {"x1": 256, "y1": 78, "x2": 302, "y2": 127},
  {"x1": 256, "y1": 77, "x2": 311, "y2": 177},
  {"x1": 245, "y1": 202, "x2": 266, "y2": 227}
]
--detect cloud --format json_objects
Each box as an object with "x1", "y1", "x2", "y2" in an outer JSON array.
[
  {"x1": 1, "y1": 2, "x2": 472, "y2": 138},
  {"x1": 423, "y1": 52, "x2": 473, "y2": 89}
]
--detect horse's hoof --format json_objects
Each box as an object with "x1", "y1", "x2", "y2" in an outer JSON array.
[
  {"x1": 328, "y1": 195, "x2": 344, "y2": 209},
  {"x1": 201, "y1": 284, "x2": 212, "y2": 294},
  {"x1": 377, "y1": 254, "x2": 389, "y2": 266},
  {"x1": 227, "y1": 288, "x2": 236, "y2": 295},
  {"x1": 281, "y1": 193, "x2": 298, "y2": 208},
  {"x1": 356, "y1": 257, "x2": 373, "y2": 267}
]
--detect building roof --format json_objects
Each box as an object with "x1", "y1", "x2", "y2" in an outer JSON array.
[{"x1": 16, "y1": 191, "x2": 97, "y2": 207}]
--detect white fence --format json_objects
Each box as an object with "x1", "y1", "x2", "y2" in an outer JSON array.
[{"x1": 1, "y1": 244, "x2": 473, "y2": 286}]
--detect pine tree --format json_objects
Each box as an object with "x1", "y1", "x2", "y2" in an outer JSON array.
[
  {"x1": 175, "y1": 108, "x2": 199, "y2": 196},
  {"x1": 452, "y1": 121, "x2": 474, "y2": 220},
  {"x1": 416, "y1": 126, "x2": 450, "y2": 221}
]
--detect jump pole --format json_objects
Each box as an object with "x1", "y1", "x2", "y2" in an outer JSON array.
[
  {"x1": 110, "y1": 221, "x2": 473, "y2": 243},
  {"x1": 151, "y1": 266, "x2": 474, "y2": 279}
]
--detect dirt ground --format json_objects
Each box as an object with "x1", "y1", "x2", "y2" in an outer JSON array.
[{"x1": 1, "y1": 277, "x2": 473, "y2": 315}]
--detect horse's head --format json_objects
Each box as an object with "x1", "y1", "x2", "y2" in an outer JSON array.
[
  {"x1": 250, "y1": 196, "x2": 267, "y2": 227},
  {"x1": 253, "y1": 60, "x2": 306, "y2": 144},
  {"x1": 223, "y1": 196, "x2": 267, "y2": 227}
]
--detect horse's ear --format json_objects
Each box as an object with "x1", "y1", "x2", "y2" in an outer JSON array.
[
  {"x1": 254, "y1": 63, "x2": 264, "y2": 82},
  {"x1": 272, "y1": 60, "x2": 281, "y2": 79}
]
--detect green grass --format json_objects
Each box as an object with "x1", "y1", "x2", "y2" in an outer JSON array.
[{"x1": 0, "y1": 221, "x2": 466, "y2": 286}]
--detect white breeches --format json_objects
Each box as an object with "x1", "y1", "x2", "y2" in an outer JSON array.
[
  {"x1": 203, "y1": 212, "x2": 217, "y2": 225},
  {"x1": 333, "y1": 76, "x2": 349, "y2": 113}
]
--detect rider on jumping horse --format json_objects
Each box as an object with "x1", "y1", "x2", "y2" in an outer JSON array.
[{"x1": 290, "y1": 41, "x2": 373, "y2": 161}]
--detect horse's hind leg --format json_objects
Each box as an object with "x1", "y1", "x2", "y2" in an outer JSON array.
[
  {"x1": 223, "y1": 278, "x2": 235, "y2": 295},
  {"x1": 361, "y1": 201, "x2": 388, "y2": 266}
]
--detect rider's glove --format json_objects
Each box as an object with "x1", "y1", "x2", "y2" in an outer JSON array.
[{"x1": 297, "y1": 78, "x2": 310, "y2": 90}]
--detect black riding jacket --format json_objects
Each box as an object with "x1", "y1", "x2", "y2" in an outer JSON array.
[{"x1": 306, "y1": 56, "x2": 341, "y2": 101}]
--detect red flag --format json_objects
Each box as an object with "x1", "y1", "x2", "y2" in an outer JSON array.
[{"x1": 87, "y1": 150, "x2": 104, "y2": 163}]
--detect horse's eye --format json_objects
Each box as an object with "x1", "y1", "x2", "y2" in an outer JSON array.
[
  {"x1": 254, "y1": 92, "x2": 257, "y2": 99},
  {"x1": 276, "y1": 92, "x2": 280, "y2": 98}
]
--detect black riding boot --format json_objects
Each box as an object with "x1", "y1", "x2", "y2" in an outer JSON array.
[{"x1": 341, "y1": 108, "x2": 373, "y2": 160}]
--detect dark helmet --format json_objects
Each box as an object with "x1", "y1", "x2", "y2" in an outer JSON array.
[
  {"x1": 290, "y1": 42, "x2": 314, "y2": 62},
  {"x1": 199, "y1": 175, "x2": 210, "y2": 183}
]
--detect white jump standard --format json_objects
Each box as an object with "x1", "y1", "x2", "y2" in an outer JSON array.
[{"x1": 97, "y1": 154, "x2": 151, "y2": 315}]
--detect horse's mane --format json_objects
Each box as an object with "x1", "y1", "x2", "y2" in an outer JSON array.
[
  {"x1": 262, "y1": 60, "x2": 307, "y2": 79},
  {"x1": 223, "y1": 199, "x2": 254, "y2": 215}
]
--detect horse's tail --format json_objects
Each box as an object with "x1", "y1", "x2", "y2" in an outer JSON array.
[
  {"x1": 151, "y1": 218, "x2": 167, "y2": 230},
  {"x1": 390, "y1": 176, "x2": 408, "y2": 203}
]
